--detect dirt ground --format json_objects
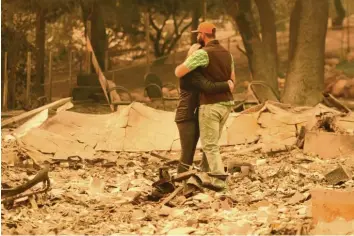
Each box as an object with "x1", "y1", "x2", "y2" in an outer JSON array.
[{"x1": 1, "y1": 143, "x2": 354, "y2": 235}]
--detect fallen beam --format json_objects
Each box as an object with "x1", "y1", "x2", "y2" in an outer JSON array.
[
  {"x1": 1, "y1": 97, "x2": 72, "y2": 128},
  {"x1": 159, "y1": 185, "x2": 183, "y2": 207},
  {"x1": 1, "y1": 110, "x2": 26, "y2": 118},
  {"x1": 234, "y1": 144, "x2": 263, "y2": 155},
  {"x1": 323, "y1": 92, "x2": 351, "y2": 113},
  {"x1": 172, "y1": 170, "x2": 198, "y2": 182},
  {"x1": 151, "y1": 152, "x2": 172, "y2": 162},
  {"x1": 1, "y1": 166, "x2": 50, "y2": 198},
  {"x1": 338, "y1": 99, "x2": 354, "y2": 110}
]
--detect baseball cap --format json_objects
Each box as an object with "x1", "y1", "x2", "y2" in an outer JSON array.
[{"x1": 191, "y1": 22, "x2": 216, "y2": 34}]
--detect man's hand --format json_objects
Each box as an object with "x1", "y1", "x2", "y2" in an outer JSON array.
[
  {"x1": 227, "y1": 80, "x2": 234, "y2": 92},
  {"x1": 187, "y1": 43, "x2": 202, "y2": 57}
]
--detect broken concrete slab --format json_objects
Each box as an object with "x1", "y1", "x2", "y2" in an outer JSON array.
[
  {"x1": 21, "y1": 128, "x2": 96, "y2": 160},
  {"x1": 334, "y1": 113, "x2": 354, "y2": 134},
  {"x1": 21, "y1": 103, "x2": 179, "y2": 155},
  {"x1": 311, "y1": 188, "x2": 354, "y2": 223},
  {"x1": 227, "y1": 114, "x2": 260, "y2": 145},
  {"x1": 21, "y1": 145, "x2": 53, "y2": 164},
  {"x1": 1, "y1": 151, "x2": 20, "y2": 166},
  {"x1": 304, "y1": 131, "x2": 354, "y2": 159},
  {"x1": 288, "y1": 192, "x2": 307, "y2": 205},
  {"x1": 325, "y1": 164, "x2": 352, "y2": 185}
]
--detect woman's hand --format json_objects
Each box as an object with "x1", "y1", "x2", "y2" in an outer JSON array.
[{"x1": 187, "y1": 43, "x2": 202, "y2": 57}]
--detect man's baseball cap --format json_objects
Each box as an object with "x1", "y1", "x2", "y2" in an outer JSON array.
[{"x1": 191, "y1": 22, "x2": 216, "y2": 34}]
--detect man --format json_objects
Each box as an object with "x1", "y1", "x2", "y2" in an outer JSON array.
[
  {"x1": 175, "y1": 55, "x2": 234, "y2": 174},
  {"x1": 175, "y1": 22, "x2": 235, "y2": 190}
]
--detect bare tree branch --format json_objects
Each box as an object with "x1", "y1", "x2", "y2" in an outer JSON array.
[
  {"x1": 172, "y1": 11, "x2": 179, "y2": 36},
  {"x1": 170, "y1": 11, "x2": 189, "y2": 51},
  {"x1": 160, "y1": 13, "x2": 170, "y2": 31},
  {"x1": 151, "y1": 12, "x2": 171, "y2": 57},
  {"x1": 149, "y1": 13, "x2": 160, "y2": 32},
  {"x1": 166, "y1": 21, "x2": 193, "y2": 54},
  {"x1": 177, "y1": 12, "x2": 189, "y2": 29},
  {"x1": 179, "y1": 21, "x2": 193, "y2": 37},
  {"x1": 161, "y1": 36, "x2": 173, "y2": 54}
]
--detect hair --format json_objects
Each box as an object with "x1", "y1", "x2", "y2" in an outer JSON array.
[{"x1": 205, "y1": 28, "x2": 216, "y2": 39}]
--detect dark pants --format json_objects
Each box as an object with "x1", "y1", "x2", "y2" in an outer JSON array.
[{"x1": 176, "y1": 120, "x2": 200, "y2": 173}]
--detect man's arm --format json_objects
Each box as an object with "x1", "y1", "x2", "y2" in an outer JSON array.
[
  {"x1": 184, "y1": 70, "x2": 232, "y2": 93},
  {"x1": 175, "y1": 49, "x2": 209, "y2": 78},
  {"x1": 175, "y1": 64, "x2": 191, "y2": 78}
]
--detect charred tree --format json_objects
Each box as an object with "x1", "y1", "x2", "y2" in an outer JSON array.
[
  {"x1": 81, "y1": 0, "x2": 108, "y2": 71},
  {"x1": 34, "y1": 7, "x2": 46, "y2": 97},
  {"x1": 223, "y1": 0, "x2": 279, "y2": 95},
  {"x1": 332, "y1": 0, "x2": 346, "y2": 29},
  {"x1": 282, "y1": 0, "x2": 329, "y2": 106}
]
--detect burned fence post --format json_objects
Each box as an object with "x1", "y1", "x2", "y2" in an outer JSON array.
[
  {"x1": 3, "y1": 52, "x2": 8, "y2": 111},
  {"x1": 26, "y1": 52, "x2": 32, "y2": 107},
  {"x1": 48, "y1": 51, "x2": 52, "y2": 102}
]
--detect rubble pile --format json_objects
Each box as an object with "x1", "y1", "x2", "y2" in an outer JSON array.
[
  {"x1": 1, "y1": 97, "x2": 354, "y2": 235},
  {"x1": 1, "y1": 148, "x2": 354, "y2": 235}
]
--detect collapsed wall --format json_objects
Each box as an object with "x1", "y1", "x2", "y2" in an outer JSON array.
[{"x1": 6, "y1": 101, "x2": 353, "y2": 164}]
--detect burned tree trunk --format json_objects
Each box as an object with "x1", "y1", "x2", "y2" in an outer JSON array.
[
  {"x1": 223, "y1": 0, "x2": 279, "y2": 95},
  {"x1": 7, "y1": 51, "x2": 19, "y2": 109},
  {"x1": 81, "y1": 0, "x2": 108, "y2": 71},
  {"x1": 282, "y1": 0, "x2": 329, "y2": 106},
  {"x1": 191, "y1": 7, "x2": 201, "y2": 44},
  {"x1": 332, "y1": 0, "x2": 346, "y2": 29},
  {"x1": 90, "y1": 1, "x2": 107, "y2": 71},
  {"x1": 34, "y1": 7, "x2": 46, "y2": 97},
  {"x1": 3, "y1": 30, "x2": 21, "y2": 109},
  {"x1": 255, "y1": 0, "x2": 278, "y2": 86}
]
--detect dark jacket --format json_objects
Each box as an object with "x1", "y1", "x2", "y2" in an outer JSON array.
[
  {"x1": 175, "y1": 68, "x2": 230, "y2": 123},
  {"x1": 200, "y1": 40, "x2": 234, "y2": 105}
]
